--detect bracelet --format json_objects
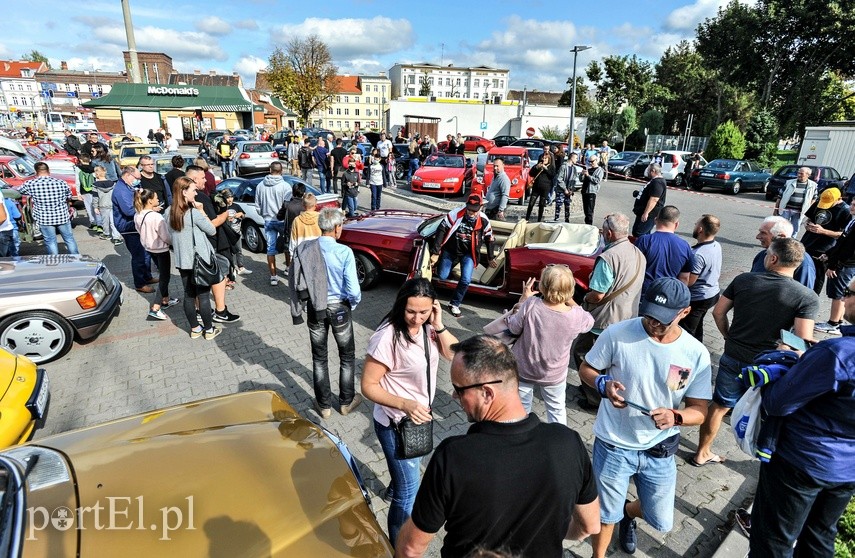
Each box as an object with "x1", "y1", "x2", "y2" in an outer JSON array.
[
  {"x1": 434, "y1": 327, "x2": 447, "y2": 334},
  {"x1": 669, "y1": 409, "x2": 683, "y2": 426},
  {"x1": 595, "y1": 374, "x2": 613, "y2": 397}
]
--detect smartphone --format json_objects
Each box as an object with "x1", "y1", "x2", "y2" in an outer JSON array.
[
  {"x1": 780, "y1": 329, "x2": 807, "y2": 352},
  {"x1": 623, "y1": 399, "x2": 651, "y2": 416}
]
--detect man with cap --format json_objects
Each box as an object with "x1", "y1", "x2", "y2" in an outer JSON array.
[
  {"x1": 800, "y1": 187, "x2": 849, "y2": 295},
  {"x1": 429, "y1": 194, "x2": 497, "y2": 317},
  {"x1": 579, "y1": 277, "x2": 712, "y2": 557},
  {"x1": 814, "y1": 196, "x2": 855, "y2": 336}
]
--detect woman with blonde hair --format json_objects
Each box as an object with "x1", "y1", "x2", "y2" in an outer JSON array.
[
  {"x1": 505, "y1": 264, "x2": 593, "y2": 424},
  {"x1": 133, "y1": 188, "x2": 177, "y2": 320},
  {"x1": 193, "y1": 157, "x2": 217, "y2": 195}
]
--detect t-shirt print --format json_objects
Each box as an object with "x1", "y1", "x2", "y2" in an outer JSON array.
[{"x1": 667, "y1": 364, "x2": 692, "y2": 391}]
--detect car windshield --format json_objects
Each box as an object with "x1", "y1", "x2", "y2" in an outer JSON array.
[
  {"x1": 614, "y1": 152, "x2": 640, "y2": 161},
  {"x1": 242, "y1": 143, "x2": 272, "y2": 153},
  {"x1": 10, "y1": 158, "x2": 35, "y2": 176},
  {"x1": 424, "y1": 155, "x2": 464, "y2": 168},
  {"x1": 774, "y1": 166, "x2": 803, "y2": 178},
  {"x1": 417, "y1": 215, "x2": 445, "y2": 237},
  {"x1": 487, "y1": 155, "x2": 522, "y2": 166},
  {"x1": 122, "y1": 146, "x2": 162, "y2": 158},
  {"x1": 706, "y1": 160, "x2": 738, "y2": 171}
]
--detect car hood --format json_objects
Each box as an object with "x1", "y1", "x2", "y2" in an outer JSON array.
[
  {"x1": 24, "y1": 391, "x2": 392, "y2": 557},
  {"x1": 0, "y1": 348, "x2": 21, "y2": 401},
  {"x1": 0, "y1": 255, "x2": 99, "y2": 296},
  {"x1": 415, "y1": 167, "x2": 462, "y2": 180},
  {"x1": 344, "y1": 211, "x2": 431, "y2": 238}
]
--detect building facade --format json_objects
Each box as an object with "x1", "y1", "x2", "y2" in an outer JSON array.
[
  {"x1": 122, "y1": 52, "x2": 173, "y2": 85},
  {"x1": 0, "y1": 61, "x2": 49, "y2": 129},
  {"x1": 389, "y1": 63, "x2": 510, "y2": 102},
  {"x1": 36, "y1": 62, "x2": 127, "y2": 130},
  {"x1": 317, "y1": 74, "x2": 391, "y2": 133}
]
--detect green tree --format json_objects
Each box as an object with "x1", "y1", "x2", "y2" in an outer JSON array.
[
  {"x1": 265, "y1": 36, "x2": 339, "y2": 127},
  {"x1": 21, "y1": 50, "x2": 50, "y2": 68},
  {"x1": 558, "y1": 77, "x2": 595, "y2": 116},
  {"x1": 586, "y1": 56, "x2": 654, "y2": 138},
  {"x1": 626, "y1": 109, "x2": 665, "y2": 150},
  {"x1": 539, "y1": 125, "x2": 571, "y2": 141},
  {"x1": 653, "y1": 41, "x2": 717, "y2": 134},
  {"x1": 706, "y1": 120, "x2": 746, "y2": 160},
  {"x1": 615, "y1": 106, "x2": 638, "y2": 151},
  {"x1": 418, "y1": 72, "x2": 431, "y2": 97},
  {"x1": 744, "y1": 108, "x2": 778, "y2": 164}
]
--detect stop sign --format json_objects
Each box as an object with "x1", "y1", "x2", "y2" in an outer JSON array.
[{"x1": 525, "y1": 127, "x2": 535, "y2": 137}]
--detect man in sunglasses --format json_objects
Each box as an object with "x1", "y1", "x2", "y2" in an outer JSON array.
[
  {"x1": 396, "y1": 335, "x2": 601, "y2": 558},
  {"x1": 579, "y1": 277, "x2": 712, "y2": 557}
]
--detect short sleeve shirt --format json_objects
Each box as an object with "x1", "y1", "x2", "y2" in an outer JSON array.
[
  {"x1": 635, "y1": 231, "x2": 696, "y2": 292},
  {"x1": 690, "y1": 240, "x2": 722, "y2": 301}
]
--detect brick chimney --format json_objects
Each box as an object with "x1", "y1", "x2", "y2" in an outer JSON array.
[{"x1": 60, "y1": 61, "x2": 68, "y2": 70}]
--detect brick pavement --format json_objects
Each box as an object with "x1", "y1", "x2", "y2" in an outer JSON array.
[{"x1": 29, "y1": 175, "x2": 833, "y2": 558}]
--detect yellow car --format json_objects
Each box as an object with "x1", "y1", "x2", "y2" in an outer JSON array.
[
  {"x1": 117, "y1": 142, "x2": 165, "y2": 167},
  {"x1": 108, "y1": 135, "x2": 143, "y2": 157},
  {"x1": 0, "y1": 347, "x2": 49, "y2": 448},
  {"x1": 3, "y1": 390, "x2": 392, "y2": 557}
]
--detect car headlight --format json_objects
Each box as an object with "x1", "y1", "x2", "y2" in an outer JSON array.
[
  {"x1": 76, "y1": 281, "x2": 107, "y2": 310},
  {"x1": 512, "y1": 178, "x2": 519, "y2": 185},
  {"x1": 476, "y1": 176, "x2": 483, "y2": 184},
  {"x1": 444, "y1": 177, "x2": 459, "y2": 183},
  {"x1": 3, "y1": 447, "x2": 72, "y2": 491}
]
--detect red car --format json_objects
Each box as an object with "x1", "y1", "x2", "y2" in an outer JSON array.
[
  {"x1": 0, "y1": 155, "x2": 80, "y2": 197},
  {"x1": 410, "y1": 153, "x2": 476, "y2": 196},
  {"x1": 472, "y1": 146, "x2": 531, "y2": 205},
  {"x1": 437, "y1": 135, "x2": 497, "y2": 154},
  {"x1": 339, "y1": 209, "x2": 603, "y2": 298}
]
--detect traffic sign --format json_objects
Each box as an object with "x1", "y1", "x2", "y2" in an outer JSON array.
[
  {"x1": 480, "y1": 121, "x2": 487, "y2": 130},
  {"x1": 526, "y1": 127, "x2": 536, "y2": 137},
  {"x1": 91, "y1": 92, "x2": 100, "y2": 98}
]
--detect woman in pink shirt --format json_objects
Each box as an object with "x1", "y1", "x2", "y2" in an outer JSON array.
[
  {"x1": 361, "y1": 278, "x2": 458, "y2": 546},
  {"x1": 134, "y1": 189, "x2": 177, "y2": 320},
  {"x1": 505, "y1": 264, "x2": 593, "y2": 425}
]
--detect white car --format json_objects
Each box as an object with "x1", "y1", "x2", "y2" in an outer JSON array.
[{"x1": 657, "y1": 150, "x2": 708, "y2": 187}]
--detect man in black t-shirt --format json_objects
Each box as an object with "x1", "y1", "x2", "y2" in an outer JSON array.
[
  {"x1": 396, "y1": 335, "x2": 601, "y2": 558},
  {"x1": 137, "y1": 155, "x2": 172, "y2": 209},
  {"x1": 632, "y1": 163, "x2": 667, "y2": 236},
  {"x1": 329, "y1": 139, "x2": 348, "y2": 196},
  {"x1": 801, "y1": 187, "x2": 849, "y2": 294}
]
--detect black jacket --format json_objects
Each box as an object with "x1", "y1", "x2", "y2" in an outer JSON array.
[
  {"x1": 64, "y1": 135, "x2": 82, "y2": 157},
  {"x1": 827, "y1": 219, "x2": 855, "y2": 270}
]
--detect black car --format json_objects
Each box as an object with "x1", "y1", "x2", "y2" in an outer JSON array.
[
  {"x1": 391, "y1": 143, "x2": 412, "y2": 179},
  {"x1": 510, "y1": 138, "x2": 555, "y2": 150},
  {"x1": 492, "y1": 135, "x2": 518, "y2": 148},
  {"x1": 607, "y1": 151, "x2": 652, "y2": 180},
  {"x1": 271, "y1": 130, "x2": 293, "y2": 147},
  {"x1": 765, "y1": 165, "x2": 849, "y2": 200}
]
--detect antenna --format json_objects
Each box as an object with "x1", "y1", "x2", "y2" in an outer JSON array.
[{"x1": 440, "y1": 43, "x2": 445, "y2": 66}]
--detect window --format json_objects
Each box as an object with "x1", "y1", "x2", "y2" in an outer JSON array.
[
  {"x1": 18, "y1": 84, "x2": 23, "y2": 90},
  {"x1": 382, "y1": 97, "x2": 386, "y2": 103},
  {"x1": 337, "y1": 121, "x2": 342, "y2": 128},
  {"x1": 344, "y1": 108, "x2": 349, "y2": 115},
  {"x1": 328, "y1": 107, "x2": 333, "y2": 114},
  {"x1": 344, "y1": 96, "x2": 349, "y2": 103},
  {"x1": 408, "y1": 75, "x2": 415, "y2": 84},
  {"x1": 500, "y1": 80, "x2": 504, "y2": 88},
  {"x1": 493, "y1": 79, "x2": 499, "y2": 88},
  {"x1": 474, "y1": 79, "x2": 480, "y2": 87},
  {"x1": 366, "y1": 109, "x2": 372, "y2": 116},
  {"x1": 373, "y1": 85, "x2": 378, "y2": 92},
  {"x1": 336, "y1": 108, "x2": 341, "y2": 115},
  {"x1": 336, "y1": 96, "x2": 341, "y2": 102},
  {"x1": 21, "y1": 98, "x2": 27, "y2": 106},
  {"x1": 11, "y1": 96, "x2": 18, "y2": 105},
  {"x1": 355, "y1": 109, "x2": 360, "y2": 116},
  {"x1": 456, "y1": 78, "x2": 460, "y2": 85},
  {"x1": 374, "y1": 97, "x2": 379, "y2": 104},
  {"x1": 345, "y1": 121, "x2": 350, "y2": 128},
  {"x1": 446, "y1": 78, "x2": 451, "y2": 86},
  {"x1": 473, "y1": 93, "x2": 479, "y2": 99},
  {"x1": 328, "y1": 120, "x2": 334, "y2": 127},
  {"x1": 382, "y1": 85, "x2": 386, "y2": 93},
  {"x1": 354, "y1": 97, "x2": 359, "y2": 103},
  {"x1": 428, "y1": 78, "x2": 433, "y2": 85},
  {"x1": 27, "y1": 84, "x2": 33, "y2": 91}
]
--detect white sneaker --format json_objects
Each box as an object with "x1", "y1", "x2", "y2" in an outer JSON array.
[
  {"x1": 814, "y1": 322, "x2": 842, "y2": 335},
  {"x1": 449, "y1": 304, "x2": 462, "y2": 318},
  {"x1": 270, "y1": 275, "x2": 279, "y2": 286},
  {"x1": 237, "y1": 267, "x2": 253, "y2": 275}
]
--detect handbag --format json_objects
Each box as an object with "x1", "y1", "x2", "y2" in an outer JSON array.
[
  {"x1": 190, "y1": 210, "x2": 226, "y2": 287},
  {"x1": 483, "y1": 309, "x2": 520, "y2": 346},
  {"x1": 526, "y1": 168, "x2": 543, "y2": 191},
  {"x1": 394, "y1": 327, "x2": 434, "y2": 459}
]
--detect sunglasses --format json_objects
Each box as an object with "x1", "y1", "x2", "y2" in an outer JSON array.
[
  {"x1": 643, "y1": 315, "x2": 674, "y2": 327},
  {"x1": 451, "y1": 379, "x2": 503, "y2": 396}
]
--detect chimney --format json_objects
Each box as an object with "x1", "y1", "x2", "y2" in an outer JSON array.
[
  {"x1": 232, "y1": 72, "x2": 239, "y2": 76},
  {"x1": 60, "y1": 61, "x2": 68, "y2": 70},
  {"x1": 194, "y1": 69, "x2": 201, "y2": 75}
]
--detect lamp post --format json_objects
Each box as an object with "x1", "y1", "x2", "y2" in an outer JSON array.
[
  {"x1": 447, "y1": 116, "x2": 458, "y2": 136},
  {"x1": 569, "y1": 45, "x2": 591, "y2": 150}
]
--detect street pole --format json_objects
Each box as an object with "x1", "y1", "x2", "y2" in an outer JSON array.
[
  {"x1": 568, "y1": 45, "x2": 591, "y2": 150},
  {"x1": 121, "y1": 0, "x2": 141, "y2": 83}
]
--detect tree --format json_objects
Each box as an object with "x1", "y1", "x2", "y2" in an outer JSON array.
[
  {"x1": 586, "y1": 55, "x2": 655, "y2": 139},
  {"x1": 558, "y1": 77, "x2": 595, "y2": 116},
  {"x1": 627, "y1": 109, "x2": 664, "y2": 150},
  {"x1": 265, "y1": 36, "x2": 339, "y2": 127},
  {"x1": 615, "y1": 106, "x2": 638, "y2": 151},
  {"x1": 706, "y1": 120, "x2": 746, "y2": 160},
  {"x1": 21, "y1": 50, "x2": 49, "y2": 68},
  {"x1": 744, "y1": 108, "x2": 778, "y2": 165},
  {"x1": 418, "y1": 72, "x2": 431, "y2": 97}
]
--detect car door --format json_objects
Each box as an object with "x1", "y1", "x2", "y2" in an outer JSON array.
[{"x1": 634, "y1": 154, "x2": 650, "y2": 176}]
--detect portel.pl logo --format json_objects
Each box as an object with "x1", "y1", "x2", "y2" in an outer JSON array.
[{"x1": 147, "y1": 86, "x2": 199, "y2": 97}]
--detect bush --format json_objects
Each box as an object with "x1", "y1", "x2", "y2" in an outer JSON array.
[
  {"x1": 706, "y1": 120, "x2": 746, "y2": 160},
  {"x1": 836, "y1": 497, "x2": 855, "y2": 557},
  {"x1": 539, "y1": 125, "x2": 570, "y2": 142}
]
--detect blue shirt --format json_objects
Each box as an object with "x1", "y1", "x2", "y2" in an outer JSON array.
[
  {"x1": 763, "y1": 326, "x2": 855, "y2": 483},
  {"x1": 634, "y1": 231, "x2": 695, "y2": 293},
  {"x1": 751, "y1": 249, "x2": 815, "y2": 290},
  {"x1": 318, "y1": 236, "x2": 361, "y2": 309},
  {"x1": 690, "y1": 240, "x2": 722, "y2": 301}
]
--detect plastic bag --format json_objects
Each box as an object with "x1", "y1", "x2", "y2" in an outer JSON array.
[{"x1": 732, "y1": 386, "x2": 762, "y2": 458}]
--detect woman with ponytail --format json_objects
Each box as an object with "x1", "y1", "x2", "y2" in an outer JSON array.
[{"x1": 133, "y1": 188, "x2": 176, "y2": 320}]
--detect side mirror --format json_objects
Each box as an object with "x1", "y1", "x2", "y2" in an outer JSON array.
[
  {"x1": 763, "y1": 169, "x2": 772, "y2": 174},
  {"x1": 842, "y1": 176, "x2": 849, "y2": 181}
]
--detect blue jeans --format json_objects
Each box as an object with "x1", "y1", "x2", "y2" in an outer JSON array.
[
  {"x1": 0, "y1": 230, "x2": 13, "y2": 257},
  {"x1": 124, "y1": 232, "x2": 152, "y2": 288},
  {"x1": 407, "y1": 159, "x2": 420, "y2": 183},
  {"x1": 307, "y1": 301, "x2": 356, "y2": 409},
  {"x1": 593, "y1": 438, "x2": 677, "y2": 531},
  {"x1": 780, "y1": 209, "x2": 802, "y2": 237},
  {"x1": 317, "y1": 169, "x2": 328, "y2": 193},
  {"x1": 40, "y1": 221, "x2": 79, "y2": 255},
  {"x1": 632, "y1": 212, "x2": 656, "y2": 237},
  {"x1": 220, "y1": 159, "x2": 235, "y2": 178},
  {"x1": 263, "y1": 219, "x2": 285, "y2": 256},
  {"x1": 374, "y1": 419, "x2": 422, "y2": 546},
  {"x1": 713, "y1": 353, "x2": 750, "y2": 408},
  {"x1": 370, "y1": 184, "x2": 382, "y2": 210},
  {"x1": 301, "y1": 168, "x2": 313, "y2": 186},
  {"x1": 750, "y1": 453, "x2": 855, "y2": 558},
  {"x1": 436, "y1": 251, "x2": 475, "y2": 307},
  {"x1": 343, "y1": 196, "x2": 358, "y2": 217}
]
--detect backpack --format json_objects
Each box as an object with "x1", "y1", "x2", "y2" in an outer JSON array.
[{"x1": 298, "y1": 147, "x2": 312, "y2": 169}]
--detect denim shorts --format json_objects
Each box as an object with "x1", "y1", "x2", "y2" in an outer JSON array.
[
  {"x1": 263, "y1": 219, "x2": 285, "y2": 257},
  {"x1": 827, "y1": 265, "x2": 855, "y2": 300},
  {"x1": 713, "y1": 353, "x2": 749, "y2": 408},
  {"x1": 592, "y1": 438, "x2": 676, "y2": 531}
]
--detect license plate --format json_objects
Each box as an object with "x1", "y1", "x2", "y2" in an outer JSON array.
[
  {"x1": 701, "y1": 172, "x2": 714, "y2": 177},
  {"x1": 423, "y1": 182, "x2": 441, "y2": 189},
  {"x1": 32, "y1": 371, "x2": 49, "y2": 419}
]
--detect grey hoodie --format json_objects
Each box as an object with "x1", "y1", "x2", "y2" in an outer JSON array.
[{"x1": 256, "y1": 174, "x2": 293, "y2": 221}]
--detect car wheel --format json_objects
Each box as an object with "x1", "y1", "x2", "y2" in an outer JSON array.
[
  {"x1": 691, "y1": 181, "x2": 703, "y2": 191},
  {"x1": 730, "y1": 180, "x2": 741, "y2": 195},
  {"x1": 476, "y1": 146, "x2": 486, "y2": 154},
  {"x1": 674, "y1": 174, "x2": 684, "y2": 188},
  {"x1": 623, "y1": 169, "x2": 632, "y2": 180},
  {"x1": 242, "y1": 221, "x2": 265, "y2": 253},
  {"x1": 395, "y1": 164, "x2": 406, "y2": 180},
  {"x1": 355, "y1": 253, "x2": 380, "y2": 290},
  {"x1": 765, "y1": 187, "x2": 775, "y2": 201},
  {"x1": 0, "y1": 311, "x2": 74, "y2": 364}
]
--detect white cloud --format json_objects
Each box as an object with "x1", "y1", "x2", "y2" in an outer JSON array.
[
  {"x1": 664, "y1": 0, "x2": 755, "y2": 33},
  {"x1": 338, "y1": 58, "x2": 387, "y2": 77},
  {"x1": 0, "y1": 43, "x2": 12, "y2": 59},
  {"x1": 195, "y1": 16, "x2": 231, "y2": 36},
  {"x1": 61, "y1": 56, "x2": 124, "y2": 73},
  {"x1": 234, "y1": 19, "x2": 259, "y2": 31},
  {"x1": 233, "y1": 55, "x2": 268, "y2": 86},
  {"x1": 91, "y1": 25, "x2": 227, "y2": 62},
  {"x1": 271, "y1": 17, "x2": 415, "y2": 57}
]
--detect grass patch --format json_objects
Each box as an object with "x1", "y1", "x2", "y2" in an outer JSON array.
[
  {"x1": 836, "y1": 497, "x2": 855, "y2": 557},
  {"x1": 773, "y1": 150, "x2": 798, "y2": 171}
]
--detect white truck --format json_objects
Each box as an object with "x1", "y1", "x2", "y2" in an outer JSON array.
[{"x1": 797, "y1": 125, "x2": 855, "y2": 180}]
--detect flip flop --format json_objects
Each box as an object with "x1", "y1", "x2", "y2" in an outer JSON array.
[{"x1": 688, "y1": 455, "x2": 726, "y2": 467}]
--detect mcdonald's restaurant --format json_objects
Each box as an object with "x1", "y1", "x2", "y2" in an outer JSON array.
[{"x1": 82, "y1": 83, "x2": 257, "y2": 143}]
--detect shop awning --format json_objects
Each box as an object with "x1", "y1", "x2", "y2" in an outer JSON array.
[
  {"x1": 83, "y1": 83, "x2": 253, "y2": 112},
  {"x1": 270, "y1": 96, "x2": 298, "y2": 117}
]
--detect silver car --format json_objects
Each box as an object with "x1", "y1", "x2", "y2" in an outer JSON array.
[{"x1": 234, "y1": 141, "x2": 278, "y2": 176}]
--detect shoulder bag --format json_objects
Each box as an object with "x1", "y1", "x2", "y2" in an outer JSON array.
[
  {"x1": 394, "y1": 327, "x2": 434, "y2": 459},
  {"x1": 190, "y1": 210, "x2": 226, "y2": 287},
  {"x1": 526, "y1": 167, "x2": 543, "y2": 191}
]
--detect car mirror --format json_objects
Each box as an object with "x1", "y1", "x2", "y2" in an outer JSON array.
[
  {"x1": 763, "y1": 169, "x2": 771, "y2": 174},
  {"x1": 842, "y1": 176, "x2": 849, "y2": 181}
]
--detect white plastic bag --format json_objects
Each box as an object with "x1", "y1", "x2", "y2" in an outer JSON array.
[{"x1": 731, "y1": 386, "x2": 762, "y2": 458}]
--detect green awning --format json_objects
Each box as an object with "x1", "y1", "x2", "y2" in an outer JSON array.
[
  {"x1": 83, "y1": 83, "x2": 252, "y2": 112},
  {"x1": 270, "y1": 96, "x2": 298, "y2": 116}
]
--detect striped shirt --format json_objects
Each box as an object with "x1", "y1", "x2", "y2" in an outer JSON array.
[
  {"x1": 786, "y1": 181, "x2": 808, "y2": 210},
  {"x1": 18, "y1": 176, "x2": 72, "y2": 226}
]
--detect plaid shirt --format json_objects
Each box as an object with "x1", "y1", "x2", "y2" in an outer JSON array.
[{"x1": 19, "y1": 175, "x2": 72, "y2": 226}]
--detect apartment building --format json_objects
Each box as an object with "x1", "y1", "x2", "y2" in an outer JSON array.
[{"x1": 389, "y1": 63, "x2": 510, "y2": 102}]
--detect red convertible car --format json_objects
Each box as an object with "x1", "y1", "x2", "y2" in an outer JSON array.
[
  {"x1": 437, "y1": 136, "x2": 497, "y2": 154},
  {"x1": 339, "y1": 209, "x2": 603, "y2": 299},
  {"x1": 472, "y1": 146, "x2": 531, "y2": 205},
  {"x1": 410, "y1": 153, "x2": 476, "y2": 196}
]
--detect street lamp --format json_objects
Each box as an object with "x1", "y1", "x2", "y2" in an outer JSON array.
[
  {"x1": 447, "y1": 116, "x2": 458, "y2": 136},
  {"x1": 569, "y1": 45, "x2": 591, "y2": 150}
]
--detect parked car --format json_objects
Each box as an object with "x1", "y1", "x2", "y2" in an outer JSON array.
[
  {"x1": 524, "y1": 148, "x2": 544, "y2": 169},
  {"x1": 0, "y1": 255, "x2": 123, "y2": 364},
  {"x1": 765, "y1": 165, "x2": 849, "y2": 201},
  {"x1": 270, "y1": 130, "x2": 292, "y2": 147},
  {"x1": 200, "y1": 130, "x2": 227, "y2": 158},
  {"x1": 437, "y1": 136, "x2": 496, "y2": 154},
  {"x1": 215, "y1": 176, "x2": 339, "y2": 253},
  {"x1": 410, "y1": 153, "x2": 475, "y2": 196},
  {"x1": 0, "y1": 156, "x2": 80, "y2": 197},
  {"x1": 492, "y1": 135, "x2": 518, "y2": 148},
  {"x1": 233, "y1": 141, "x2": 279, "y2": 176},
  {"x1": 510, "y1": 138, "x2": 555, "y2": 150},
  {"x1": 472, "y1": 146, "x2": 532, "y2": 205},
  {"x1": 671, "y1": 152, "x2": 708, "y2": 188},
  {"x1": 117, "y1": 143, "x2": 166, "y2": 167},
  {"x1": 607, "y1": 151, "x2": 652, "y2": 180},
  {"x1": 108, "y1": 135, "x2": 143, "y2": 157},
  {"x1": 0, "y1": 390, "x2": 393, "y2": 557},
  {"x1": 0, "y1": 347, "x2": 49, "y2": 449},
  {"x1": 689, "y1": 159, "x2": 772, "y2": 195},
  {"x1": 391, "y1": 143, "x2": 412, "y2": 180},
  {"x1": 339, "y1": 209, "x2": 602, "y2": 293}
]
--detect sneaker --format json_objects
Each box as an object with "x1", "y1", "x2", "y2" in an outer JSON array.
[
  {"x1": 203, "y1": 325, "x2": 223, "y2": 340},
  {"x1": 449, "y1": 304, "x2": 462, "y2": 318},
  {"x1": 236, "y1": 267, "x2": 253, "y2": 275},
  {"x1": 213, "y1": 307, "x2": 241, "y2": 323},
  {"x1": 314, "y1": 400, "x2": 332, "y2": 419},
  {"x1": 147, "y1": 308, "x2": 167, "y2": 320},
  {"x1": 618, "y1": 501, "x2": 638, "y2": 554},
  {"x1": 814, "y1": 322, "x2": 842, "y2": 335},
  {"x1": 340, "y1": 393, "x2": 363, "y2": 416},
  {"x1": 95, "y1": 225, "x2": 103, "y2": 233},
  {"x1": 88, "y1": 224, "x2": 99, "y2": 231},
  {"x1": 99, "y1": 233, "x2": 110, "y2": 240},
  {"x1": 161, "y1": 298, "x2": 180, "y2": 309},
  {"x1": 190, "y1": 327, "x2": 204, "y2": 339},
  {"x1": 111, "y1": 238, "x2": 124, "y2": 245},
  {"x1": 270, "y1": 275, "x2": 279, "y2": 286}
]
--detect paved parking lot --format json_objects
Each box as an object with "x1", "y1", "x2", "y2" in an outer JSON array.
[{"x1": 28, "y1": 172, "x2": 831, "y2": 557}]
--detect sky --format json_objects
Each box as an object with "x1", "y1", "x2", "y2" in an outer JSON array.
[{"x1": 2, "y1": 0, "x2": 743, "y2": 92}]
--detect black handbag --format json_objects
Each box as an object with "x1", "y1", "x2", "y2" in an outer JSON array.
[
  {"x1": 394, "y1": 327, "x2": 434, "y2": 459},
  {"x1": 190, "y1": 210, "x2": 225, "y2": 287}
]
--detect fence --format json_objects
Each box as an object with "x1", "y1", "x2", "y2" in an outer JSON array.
[{"x1": 645, "y1": 134, "x2": 708, "y2": 153}]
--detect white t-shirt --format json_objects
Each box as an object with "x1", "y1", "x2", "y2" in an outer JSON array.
[
  {"x1": 166, "y1": 138, "x2": 179, "y2": 151},
  {"x1": 585, "y1": 318, "x2": 712, "y2": 450},
  {"x1": 378, "y1": 139, "x2": 392, "y2": 158},
  {"x1": 366, "y1": 323, "x2": 439, "y2": 427}
]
